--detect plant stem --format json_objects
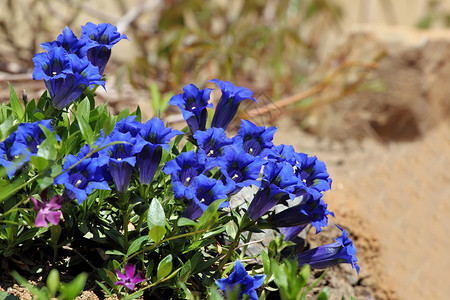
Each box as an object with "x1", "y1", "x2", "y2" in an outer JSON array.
[{"x1": 123, "y1": 228, "x2": 209, "y2": 264}]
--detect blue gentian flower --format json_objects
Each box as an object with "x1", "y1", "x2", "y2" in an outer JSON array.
[
  {"x1": 270, "y1": 191, "x2": 334, "y2": 233},
  {"x1": 9, "y1": 120, "x2": 59, "y2": 164},
  {"x1": 40, "y1": 26, "x2": 92, "y2": 57},
  {"x1": 100, "y1": 131, "x2": 136, "y2": 193},
  {"x1": 54, "y1": 144, "x2": 111, "y2": 204},
  {"x1": 114, "y1": 116, "x2": 143, "y2": 137},
  {"x1": 247, "y1": 161, "x2": 302, "y2": 220},
  {"x1": 133, "y1": 117, "x2": 182, "y2": 185},
  {"x1": 194, "y1": 127, "x2": 233, "y2": 161},
  {"x1": 210, "y1": 79, "x2": 257, "y2": 130},
  {"x1": 80, "y1": 22, "x2": 128, "y2": 74},
  {"x1": 183, "y1": 174, "x2": 231, "y2": 220},
  {"x1": 294, "y1": 153, "x2": 332, "y2": 194},
  {"x1": 296, "y1": 225, "x2": 360, "y2": 274},
  {"x1": 217, "y1": 145, "x2": 265, "y2": 195},
  {"x1": 269, "y1": 146, "x2": 332, "y2": 197},
  {"x1": 267, "y1": 144, "x2": 298, "y2": 165},
  {"x1": 216, "y1": 259, "x2": 265, "y2": 300},
  {"x1": 33, "y1": 47, "x2": 105, "y2": 109},
  {"x1": 232, "y1": 120, "x2": 277, "y2": 158},
  {"x1": 280, "y1": 225, "x2": 308, "y2": 242},
  {"x1": 163, "y1": 151, "x2": 206, "y2": 199},
  {"x1": 168, "y1": 84, "x2": 212, "y2": 134},
  {"x1": 0, "y1": 133, "x2": 20, "y2": 179}
]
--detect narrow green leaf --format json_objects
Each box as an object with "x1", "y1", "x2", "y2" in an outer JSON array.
[
  {"x1": 156, "y1": 254, "x2": 173, "y2": 280},
  {"x1": 126, "y1": 236, "x2": 149, "y2": 257},
  {"x1": 195, "y1": 199, "x2": 226, "y2": 231},
  {"x1": 74, "y1": 112, "x2": 94, "y2": 145},
  {"x1": 261, "y1": 250, "x2": 270, "y2": 275},
  {"x1": 8, "y1": 83, "x2": 24, "y2": 120}
]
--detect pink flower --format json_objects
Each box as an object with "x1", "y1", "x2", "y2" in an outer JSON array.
[
  {"x1": 30, "y1": 190, "x2": 62, "y2": 227},
  {"x1": 114, "y1": 264, "x2": 145, "y2": 290}
]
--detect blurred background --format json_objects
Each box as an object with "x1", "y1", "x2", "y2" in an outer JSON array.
[{"x1": 0, "y1": 1, "x2": 449, "y2": 299}]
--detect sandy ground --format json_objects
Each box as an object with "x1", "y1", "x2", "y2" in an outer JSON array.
[{"x1": 274, "y1": 117, "x2": 450, "y2": 300}]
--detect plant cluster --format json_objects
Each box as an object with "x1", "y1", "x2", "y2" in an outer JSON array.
[{"x1": 0, "y1": 23, "x2": 358, "y2": 299}]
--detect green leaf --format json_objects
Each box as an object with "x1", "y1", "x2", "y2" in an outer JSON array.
[
  {"x1": 37, "y1": 175, "x2": 55, "y2": 190},
  {"x1": 117, "y1": 108, "x2": 130, "y2": 121},
  {"x1": 8, "y1": 83, "x2": 24, "y2": 120},
  {"x1": 156, "y1": 254, "x2": 173, "y2": 280},
  {"x1": 59, "y1": 272, "x2": 87, "y2": 300},
  {"x1": 37, "y1": 139, "x2": 57, "y2": 161},
  {"x1": 179, "y1": 260, "x2": 192, "y2": 281},
  {"x1": 14, "y1": 228, "x2": 40, "y2": 245},
  {"x1": 0, "y1": 291, "x2": 20, "y2": 300},
  {"x1": 317, "y1": 287, "x2": 329, "y2": 300},
  {"x1": 38, "y1": 124, "x2": 58, "y2": 145},
  {"x1": 195, "y1": 199, "x2": 226, "y2": 231},
  {"x1": 261, "y1": 250, "x2": 270, "y2": 275},
  {"x1": 96, "y1": 281, "x2": 114, "y2": 298},
  {"x1": 11, "y1": 271, "x2": 49, "y2": 300},
  {"x1": 74, "y1": 112, "x2": 94, "y2": 145},
  {"x1": 126, "y1": 236, "x2": 149, "y2": 257},
  {"x1": 76, "y1": 97, "x2": 90, "y2": 122},
  {"x1": 271, "y1": 260, "x2": 288, "y2": 290},
  {"x1": 30, "y1": 156, "x2": 49, "y2": 172},
  {"x1": 147, "y1": 198, "x2": 166, "y2": 242},
  {"x1": 299, "y1": 263, "x2": 310, "y2": 286},
  {"x1": 177, "y1": 217, "x2": 197, "y2": 227},
  {"x1": 46, "y1": 269, "x2": 60, "y2": 297}
]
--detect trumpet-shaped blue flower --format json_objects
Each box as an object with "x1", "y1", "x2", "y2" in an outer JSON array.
[
  {"x1": 247, "y1": 161, "x2": 303, "y2": 220},
  {"x1": 0, "y1": 133, "x2": 20, "y2": 179},
  {"x1": 54, "y1": 144, "x2": 111, "y2": 204},
  {"x1": 270, "y1": 191, "x2": 334, "y2": 233},
  {"x1": 9, "y1": 120, "x2": 58, "y2": 164},
  {"x1": 114, "y1": 116, "x2": 143, "y2": 137},
  {"x1": 40, "y1": 26, "x2": 92, "y2": 57},
  {"x1": 33, "y1": 47, "x2": 104, "y2": 109},
  {"x1": 269, "y1": 146, "x2": 332, "y2": 197},
  {"x1": 216, "y1": 259, "x2": 265, "y2": 300},
  {"x1": 194, "y1": 127, "x2": 233, "y2": 161},
  {"x1": 217, "y1": 145, "x2": 265, "y2": 195},
  {"x1": 81, "y1": 22, "x2": 128, "y2": 74},
  {"x1": 183, "y1": 175, "x2": 231, "y2": 220},
  {"x1": 100, "y1": 131, "x2": 136, "y2": 193},
  {"x1": 168, "y1": 84, "x2": 213, "y2": 134},
  {"x1": 133, "y1": 117, "x2": 182, "y2": 185},
  {"x1": 268, "y1": 144, "x2": 298, "y2": 165},
  {"x1": 296, "y1": 225, "x2": 360, "y2": 274},
  {"x1": 294, "y1": 153, "x2": 332, "y2": 194},
  {"x1": 210, "y1": 79, "x2": 257, "y2": 130},
  {"x1": 233, "y1": 120, "x2": 277, "y2": 158},
  {"x1": 163, "y1": 151, "x2": 206, "y2": 199},
  {"x1": 280, "y1": 225, "x2": 308, "y2": 242}
]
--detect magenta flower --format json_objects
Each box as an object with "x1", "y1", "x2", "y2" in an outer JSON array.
[
  {"x1": 30, "y1": 190, "x2": 62, "y2": 228},
  {"x1": 114, "y1": 264, "x2": 145, "y2": 290}
]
